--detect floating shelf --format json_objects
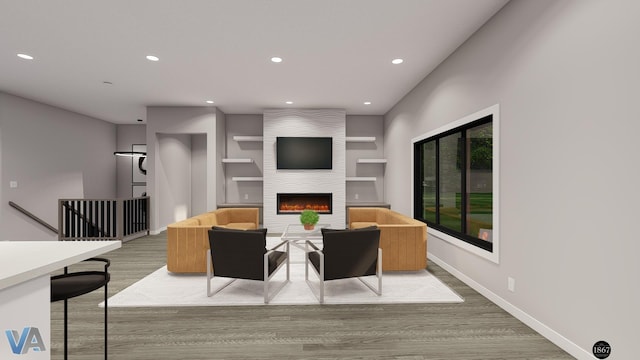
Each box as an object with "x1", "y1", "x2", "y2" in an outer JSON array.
[
  {"x1": 222, "y1": 158, "x2": 254, "y2": 163},
  {"x1": 231, "y1": 177, "x2": 263, "y2": 182},
  {"x1": 233, "y1": 136, "x2": 263, "y2": 142},
  {"x1": 346, "y1": 136, "x2": 376, "y2": 143},
  {"x1": 346, "y1": 177, "x2": 377, "y2": 182},
  {"x1": 357, "y1": 158, "x2": 387, "y2": 164}
]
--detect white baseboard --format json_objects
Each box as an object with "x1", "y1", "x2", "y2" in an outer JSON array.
[
  {"x1": 150, "y1": 226, "x2": 166, "y2": 235},
  {"x1": 428, "y1": 252, "x2": 591, "y2": 360}
]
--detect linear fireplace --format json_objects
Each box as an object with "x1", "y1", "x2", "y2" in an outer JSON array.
[{"x1": 277, "y1": 193, "x2": 332, "y2": 214}]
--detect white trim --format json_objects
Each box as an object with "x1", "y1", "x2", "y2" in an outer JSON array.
[
  {"x1": 232, "y1": 177, "x2": 264, "y2": 181},
  {"x1": 222, "y1": 158, "x2": 254, "y2": 163},
  {"x1": 428, "y1": 228, "x2": 498, "y2": 263},
  {"x1": 428, "y1": 253, "x2": 592, "y2": 360},
  {"x1": 232, "y1": 135, "x2": 263, "y2": 142},
  {"x1": 412, "y1": 104, "x2": 500, "y2": 264},
  {"x1": 346, "y1": 177, "x2": 377, "y2": 182},
  {"x1": 150, "y1": 226, "x2": 167, "y2": 235},
  {"x1": 346, "y1": 136, "x2": 376, "y2": 142},
  {"x1": 356, "y1": 158, "x2": 387, "y2": 164}
]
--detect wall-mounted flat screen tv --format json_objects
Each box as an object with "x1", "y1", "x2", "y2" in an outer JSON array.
[{"x1": 277, "y1": 137, "x2": 332, "y2": 169}]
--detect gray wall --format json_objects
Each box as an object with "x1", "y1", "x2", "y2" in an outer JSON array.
[
  {"x1": 346, "y1": 115, "x2": 385, "y2": 203},
  {"x1": 157, "y1": 134, "x2": 192, "y2": 225},
  {"x1": 0, "y1": 92, "x2": 116, "y2": 241},
  {"x1": 191, "y1": 134, "x2": 207, "y2": 215},
  {"x1": 146, "y1": 106, "x2": 219, "y2": 232},
  {"x1": 384, "y1": 0, "x2": 638, "y2": 358},
  {"x1": 224, "y1": 114, "x2": 264, "y2": 204},
  {"x1": 215, "y1": 109, "x2": 226, "y2": 207}
]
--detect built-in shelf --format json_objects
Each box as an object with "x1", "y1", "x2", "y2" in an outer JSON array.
[
  {"x1": 222, "y1": 158, "x2": 254, "y2": 163},
  {"x1": 218, "y1": 203, "x2": 263, "y2": 208},
  {"x1": 356, "y1": 158, "x2": 387, "y2": 164},
  {"x1": 346, "y1": 177, "x2": 377, "y2": 182},
  {"x1": 346, "y1": 136, "x2": 376, "y2": 143},
  {"x1": 233, "y1": 136, "x2": 263, "y2": 142},
  {"x1": 231, "y1": 177, "x2": 263, "y2": 182}
]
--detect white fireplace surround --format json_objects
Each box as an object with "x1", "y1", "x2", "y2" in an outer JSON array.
[{"x1": 263, "y1": 109, "x2": 346, "y2": 232}]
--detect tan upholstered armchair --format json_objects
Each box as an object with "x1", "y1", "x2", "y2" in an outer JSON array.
[
  {"x1": 348, "y1": 207, "x2": 427, "y2": 271},
  {"x1": 167, "y1": 208, "x2": 259, "y2": 273}
]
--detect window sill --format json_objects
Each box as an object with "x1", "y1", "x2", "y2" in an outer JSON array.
[{"x1": 428, "y1": 227, "x2": 499, "y2": 264}]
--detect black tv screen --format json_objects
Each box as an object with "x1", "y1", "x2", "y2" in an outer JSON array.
[{"x1": 277, "y1": 137, "x2": 332, "y2": 169}]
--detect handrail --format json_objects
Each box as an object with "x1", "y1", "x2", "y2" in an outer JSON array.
[{"x1": 8, "y1": 201, "x2": 58, "y2": 234}]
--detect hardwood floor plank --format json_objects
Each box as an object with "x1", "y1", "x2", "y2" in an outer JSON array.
[{"x1": 49, "y1": 232, "x2": 573, "y2": 359}]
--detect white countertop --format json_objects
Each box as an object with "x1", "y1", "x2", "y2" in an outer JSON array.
[{"x1": 0, "y1": 240, "x2": 121, "y2": 291}]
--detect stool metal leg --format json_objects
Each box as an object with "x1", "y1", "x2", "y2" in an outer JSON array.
[
  {"x1": 104, "y1": 281, "x2": 108, "y2": 360},
  {"x1": 63, "y1": 264, "x2": 69, "y2": 360},
  {"x1": 63, "y1": 298, "x2": 68, "y2": 360}
]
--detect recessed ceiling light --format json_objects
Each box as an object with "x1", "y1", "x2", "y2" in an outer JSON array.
[
  {"x1": 285, "y1": 101, "x2": 293, "y2": 105},
  {"x1": 205, "y1": 100, "x2": 214, "y2": 104},
  {"x1": 146, "y1": 55, "x2": 159, "y2": 61},
  {"x1": 17, "y1": 53, "x2": 34, "y2": 60},
  {"x1": 364, "y1": 101, "x2": 372, "y2": 105},
  {"x1": 392, "y1": 58, "x2": 404, "y2": 65},
  {"x1": 271, "y1": 57, "x2": 283, "y2": 63}
]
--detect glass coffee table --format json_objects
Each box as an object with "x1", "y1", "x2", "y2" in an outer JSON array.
[{"x1": 281, "y1": 224, "x2": 330, "y2": 263}]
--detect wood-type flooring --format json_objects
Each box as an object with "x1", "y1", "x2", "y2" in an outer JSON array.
[{"x1": 50, "y1": 233, "x2": 573, "y2": 359}]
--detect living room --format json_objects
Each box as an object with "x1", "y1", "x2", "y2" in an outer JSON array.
[{"x1": 0, "y1": 1, "x2": 636, "y2": 359}]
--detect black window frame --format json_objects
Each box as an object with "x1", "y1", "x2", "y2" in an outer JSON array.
[{"x1": 413, "y1": 115, "x2": 494, "y2": 253}]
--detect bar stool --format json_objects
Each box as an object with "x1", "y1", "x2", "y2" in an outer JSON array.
[{"x1": 51, "y1": 257, "x2": 111, "y2": 360}]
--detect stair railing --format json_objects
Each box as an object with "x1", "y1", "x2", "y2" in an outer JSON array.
[{"x1": 58, "y1": 197, "x2": 149, "y2": 241}]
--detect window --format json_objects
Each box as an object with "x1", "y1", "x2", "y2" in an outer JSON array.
[{"x1": 412, "y1": 105, "x2": 499, "y2": 263}]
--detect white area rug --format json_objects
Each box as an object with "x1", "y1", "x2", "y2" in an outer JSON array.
[
  {"x1": 107, "y1": 265, "x2": 463, "y2": 307},
  {"x1": 106, "y1": 237, "x2": 463, "y2": 307}
]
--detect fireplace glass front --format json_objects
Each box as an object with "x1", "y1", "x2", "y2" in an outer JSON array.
[{"x1": 277, "y1": 193, "x2": 332, "y2": 214}]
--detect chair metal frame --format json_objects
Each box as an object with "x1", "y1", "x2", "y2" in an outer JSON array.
[
  {"x1": 206, "y1": 240, "x2": 290, "y2": 303},
  {"x1": 305, "y1": 240, "x2": 382, "y2": 304}
]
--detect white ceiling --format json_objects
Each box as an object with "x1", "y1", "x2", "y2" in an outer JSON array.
[{"x1": 0, "y1": 0, "x2": 509, "y2": 124}]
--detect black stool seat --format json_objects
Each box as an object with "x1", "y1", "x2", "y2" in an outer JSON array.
[
  {"x1": 51, "y1": 271, "x2": 110, "y2": 302},
  {"x1": 51, "y1": 257, "x2": 110, "y2": 360}
]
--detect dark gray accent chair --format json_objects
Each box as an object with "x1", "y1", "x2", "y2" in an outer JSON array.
[
  {"x1": 207, "y1": 227, "x2": 289, "y2": 303},
  {"x1": 50, "y1": 257, "x2": 111, "y2": 360},
  {"x1": 305, "y1": 226, "x2": 382, "y2": 303}
]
